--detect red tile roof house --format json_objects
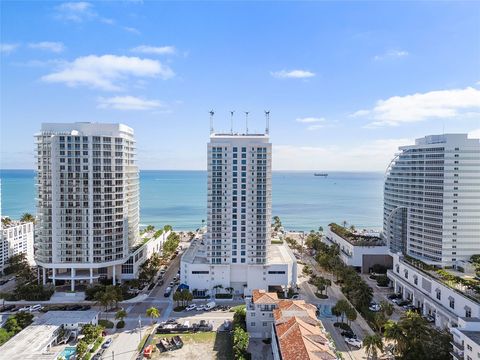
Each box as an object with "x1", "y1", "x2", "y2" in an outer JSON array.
[{"x1": 246, "y1": 290, "x2": 337, "y2": 359}]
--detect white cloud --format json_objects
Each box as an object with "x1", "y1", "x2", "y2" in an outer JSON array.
[
  {"x1": 131, "y1": 45, "x2": 176, "y2": 55},
  {"x1": 307, "y1": 124, "x2": 325, "y2": 131},
  {"x1": 296, "y1": 117, "x2": 325, "y2": 123},
  {"x1": 374, "y1": 49, "x2": 409, "y2": 61},
  {"x1": 273, "y1": 138, "x2": 411, "y2": 171},
  {"x1": 271, "y1": 69, "x2": 315, "y2": 79},
  {"x1": 0, "y1": 43, "x2": 20, "y2": 54},
  {"x1": 54, "y1": 2, "x2": 95, "y2": 22},
  {"x1": 353, "y1": 87, "x2": 480, "y2": 127},
  {"x1": 97, "y1": 95, "x2": 164, "y2": 110},
  {"x1": 29, "y1": 41, "x2": 65, "y2": 53},
  {"x1": 124, "y1": 27, "x2": 141, "y2": 35},
  {"x1": 468, "y1": 128, "x2": 480, "y2": 139},
  {"x1": 41, "y1": 54, "x2": 174, "y2": 91}
]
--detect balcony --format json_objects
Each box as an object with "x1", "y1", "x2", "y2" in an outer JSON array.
[
  {"x1": 450, "y1": 351, "x2": 464, "y2": 360},
  {"x1": 451, "y1": 341, "x2": 464, "y2": 351}
]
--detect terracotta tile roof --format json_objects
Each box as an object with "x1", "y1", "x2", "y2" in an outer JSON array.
[
  {"x1": 275, "y1": 316, "x2": 336, "y2": 360},
  {"x1": 273, "y1": 300, "x2": 318, "y2": 321},
  {"x1": 252, "y1": 289, "x2": 279, "y2": 304}
]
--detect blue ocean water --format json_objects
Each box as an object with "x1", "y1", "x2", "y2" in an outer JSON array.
[{"x1": 0, "y1": 170, "x2": 384, "y2": 231}]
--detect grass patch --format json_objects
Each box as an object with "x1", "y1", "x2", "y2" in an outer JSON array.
[
  {"x1": 215, "y1": 293, "x2": 233, "y2": 299},
  {"x1": 229, "y1": 304, "x2": 246, "y2": 312},
  {"x1": 137, "y1": 332, "x2": 151, "y2": 352},
  {"x1": 271, "y1": 240, "x2": 283, "y2": 245}
]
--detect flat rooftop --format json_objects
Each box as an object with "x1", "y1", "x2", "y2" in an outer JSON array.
[
  {"x1": 182, "y1": 238, "x2": 295, "y2": 265},
  {"x1": 2, "y1": 311, "x2": 98, "y2": 360},
  {"x1": 461, "y1": 331, "x2": 480, "y2": 346}
]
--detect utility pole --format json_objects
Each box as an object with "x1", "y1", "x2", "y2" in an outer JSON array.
[{"x1": 138, "y1": 315, "x2": 142, "y2": 344}]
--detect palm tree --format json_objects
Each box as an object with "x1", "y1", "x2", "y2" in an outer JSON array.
[
  {"x1": 363, "y1": 334, "x2": 384, "y2": 360},
  {"x1": 342, "y1": 220, "x2": 348, "y2": 228},
  {"x1": 115, "y1": 309, "x2": 127, "y2": 322},
  {"x1": 352, "y1": 283, "x2": 373, "y2": 309},
  {"x1": 323, "y1": 278, "x2": 332, "y2": 296},
  {"x1": 173, "y1": 291, "x2": 182, "y2": 307},
  {"x1": 345, "y1": 306, "x2": 357, "y2": 326},
  {"x1": 213, "y1": 284, "x2": 223, "y2": 296},
  {"x1": 20, "y1": 213, "x2": 35, "y2": 224},
  {"x1": 384, "y1": 320, "x2": 407, "y2": 355},
  {"x1": 380, "y1": 300, "x2": 394, "y2": 317},
  {"x1": 318, "y1": 226, "x2": 323, "y2": 233},
  {"x1": 146, "y1": 307, "x2": 160, "y2": 324},
  {"x1": 349, "y1": 224, "x2": 355, "y2": 232}
]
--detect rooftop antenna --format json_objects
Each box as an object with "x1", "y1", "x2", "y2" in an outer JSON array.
[
  {"x1": 245, "y1": 111, "x2": 249, "y2": 134},
  {"x1": 209, "y1": 110, "x2": 214, "y2": 134},
  {"x1": 230, "y1": 111, "x2": 235, "y2": 134},
  {"x1": 264, "y1": 110, "x2": 270, "y2": 135}
]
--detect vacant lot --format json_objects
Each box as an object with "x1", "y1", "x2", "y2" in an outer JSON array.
[{"x1": 150, "y1": 332, "x2": 233, "y2": 360}]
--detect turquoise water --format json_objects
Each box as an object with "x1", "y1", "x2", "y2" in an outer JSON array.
[
  {"x1": 0, "y1": 170, "x2": 384, "y2": 231},
  {"x1": 59, "y1": 346, "x2": 76, "y2": 360}
]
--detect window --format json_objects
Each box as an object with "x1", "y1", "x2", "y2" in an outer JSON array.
[
  {"x1": 262, "y1": 322, "x2": 268, "y2": 327},
  {"x1": 436, "y1": 290, "x2": 441, "y2": 300},
  {"x1": 268, "y1": 271, "x2": 286, "y2": 274},
  {"x1": 192, "y1": 271, "x2": 209, "y2": 274},
  {"x1": 250, "y1": 312, "x2": 255, "y2": 317},
  {"x1": 250, "y1": 322, "x2": 255, "y2": 326},
  {"x1": 465, "y1": 308, "x2": 472, "y2": 318},
  {"x1": 467, "y1": 345, "x2": 472, "y2": 351},
  {"x1": 449, "y1": 298, "x2": 455, "y2": 309}
]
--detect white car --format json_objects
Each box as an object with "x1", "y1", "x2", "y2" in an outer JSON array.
[
  {"x1": 345, "y1": 337, "x2": 362, "y2": 348},
  {"x1": 185, "y1": 304, "x2": 197, "y2": 311},
  {"x1": 30, "y1": 304, "x2": 43, "y2": 312},
  {"x1": 196, "y1": 305, "x2": 206, "y2": 311},
  {"x1": 369, "y1": 304, "x2": 381, "y2": 312},
  {"x1": 18, "y1": 306, "x2": 31, "y2": 312}
]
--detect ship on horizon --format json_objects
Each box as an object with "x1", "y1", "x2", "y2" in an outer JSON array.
[{"x1": 314, "y1": 173, "x2": 328, "y2": 177}]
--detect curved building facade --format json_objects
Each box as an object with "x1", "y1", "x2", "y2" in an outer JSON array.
[
  {"x1": 383, "y1": 134, "x2": 480, "y2": 266},
  {"x1": 35, "y1": 123, "x2": 139, "y2": 289}
]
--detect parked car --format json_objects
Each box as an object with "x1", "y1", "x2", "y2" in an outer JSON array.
[
  {"x1": 0, "y1": 305, "x2": 16, "y2": 312},
  {"x1": 169, "y1": 281, "x2": 174, "y2": 287},
  {"x1": 102, "y1": 338, "x2": 112, "y2": 349},
  {"x1": 397, "y1": 300, "x2": 410, "y2": 307},
  {"x1": 196, "y1": 305, "x2": 206, "y2": 311},
  {"x1": 158, "y1": 279, "x2": 164, "y2": 286},
  {"x1": 205, "y1": 301, "x2": 216, "y2": 311},
  {"x1": 341, "y1": 330, "x2": 356, "y2": 338},
  {"x1": 18, "y1": 306, "x2": 31, "y2": 312},
  {"x1": 92, "y1": 354, "x2": 102, "y2": 360},
  {"x1": 164, "y1": 287, "x2": 172, "y2": 297},
  {"x1": 291, "y1": 294, "x2": 301, "y2": 300},
  {"x1": 30, "y1": 304, "x2": 43, "y2": 312},
  {"x1": 345, "y1": 337, "x2": 362, "y2": 348},
  {"x1": 403, "y1": 304, "x2": 417, "y2": 311},
  {"x1": 369, "y1": 303, "x2": 381, "y2": 312},
  {"x1": 186, "y1": 304, "x2": 197, "y2": 311}
]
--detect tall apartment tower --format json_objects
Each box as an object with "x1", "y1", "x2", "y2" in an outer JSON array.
[
  {"x1": 207, "y1": 133, "x2": 272, "y2": 265},
  {"x1": 35, "y1": 123, "x2": 139, "y2": 289},
  {"x1": 383, "y1": 134, "x2": 480, "y2": 266}
]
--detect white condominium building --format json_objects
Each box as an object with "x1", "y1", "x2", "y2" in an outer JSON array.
[
  {"x1": 207, "y1": 133, "x2": 272, "y2": 265},
  {"x1": 181, "y1": 124, "x2": 297, "y2": 296},
  {"x1": 0, "y1": 220, "x2": 35, "y2": 273},
  {"x1": 35, "y1": 123, "x2": 139, "y2": 290},
  {"x1": 383, "y1": 134, "x2": 480, "y2": 266}
]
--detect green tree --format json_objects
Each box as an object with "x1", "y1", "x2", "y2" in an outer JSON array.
[
  {"x1": 146, "y1": 307, "x2": 160, "y2": 324},
  {"x1": 173, "y1": 291, "x2": 182, "y2": 307},
  {"x1": 334, "y1": 299, "x2": 350, "y2": 324},
  {"x1": 331, "y1": 305, "x2": 341, "y2": 323},
  {"x1": 115, "y1": 309, "x2": 127, "y2": 322},
  {"x1": 233, "y1": 326, "x2": 249, "y2": 359},
  {"x1": 0, "y1": 328, "x2": 12, "y2": 346},
  {"x1": 363, "y1": 334, "x2": 384, "y2": 360},
  {"x1": 380, "y1": 300, "x2": 394, "y2": 317},
  {"x1": 3, "y1": 317, "x2": 21, "y2": 334},
  {"x1": 213, "y1": 284, "x2": 223, "y2": 295},
  {"x1": 14, "y1": 311, "x2": 34, "y2": 328},
  {"x1": 225, "y1": 287, "x2": 234, "y2": 294},
  {"x1": 233, "y1": 307, "x2": 247, "y2": 330},
  {"x1": 318, "y1": 226, "x2": 324, "y2": 233},
  {"x1": 82, "y1": 324, "x2": 101, "y2": 343},
  {"x1": 20, "y1": 213, "x2": 35, "y2": 223},
  {"x1": 345, "y1": 306, "x2": 357, "y2": 326},
  {"x1": 76, "y1": 339, "x2": 88, "y2": 356}
]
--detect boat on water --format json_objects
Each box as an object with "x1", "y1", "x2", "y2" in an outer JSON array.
[{"x1": 314, "y1": 173, "x2": 328, "y2": 177}]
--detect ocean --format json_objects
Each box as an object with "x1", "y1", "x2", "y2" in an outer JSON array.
[{"x1": 0, "y1": 170, "x2": 384, "y2": 232}]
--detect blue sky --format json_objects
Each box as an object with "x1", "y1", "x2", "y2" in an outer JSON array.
[{"x1": 1, "y1": 1, "x2": 479, "y2": 170}]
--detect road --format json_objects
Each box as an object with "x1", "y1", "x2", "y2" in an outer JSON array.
[{"x1": 298, "y1": 256, "x2": 372, "y2": 360}]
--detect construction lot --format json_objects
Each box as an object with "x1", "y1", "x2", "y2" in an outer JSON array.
[{"x1": 149, "y1": 332, "x2": 233, "y2": 359}]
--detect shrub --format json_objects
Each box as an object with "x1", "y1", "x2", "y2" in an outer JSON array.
[
  {"x1": 315, "y1": 292, "x2": 328, "y2": 299},
  {"x1": 173, "y1": 306, "x2": 186, "y2": 312},
  {"x1": 376, "y1": 275, "x2": 389, "y2": 287},
  {"x1": 98, "y1": 319, "x2": 114, "y2": 329},
  {"x1": 90, "y1": 337, "x2": 103, "y2": 352},
  {"x1": 215, "y1": 293, "x2": 233, "y2": 299},
  {"x1": 233, "y1": 326, "x2": 250, "y2": 360},
  {"x1": 116, "y1": 320, "x2": 125, "y2": 329},
  {"x1": 334, "y1": 322, "x2": 352, "y2": 331}
]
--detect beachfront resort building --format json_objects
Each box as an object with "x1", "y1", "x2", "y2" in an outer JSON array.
[
  {"x1": 383, "y1": 134, "x2": 480, "y2": 267},
  {"x1": 323, "y1": 223, "x2": 391, "y2": 273},
  {"x1": 35, "y1": 123, "x2": 140, "y2": 289},
  {"x1": 181, "y1": 125, "x2": 297, "y2": 296},
  {"x1": 0, "y1": 218, "x2": 35, "y2": 273}
]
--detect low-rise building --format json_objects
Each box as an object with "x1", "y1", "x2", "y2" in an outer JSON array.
[
  {"x1": 0, "y1": 219, "x2": 35, "y2": 273},
  {"x1": 1, "y1": 310, "x2": 99, "y2": 360},
  {"x1": 121, "y1": 229, "x2": 171, "y2": 280},
  {"x1": 324, "y1": 224, "x2": 391, "y2": 273},
  {"x1": 451, "y1": 317, "x2": 480, "y2": 360},
  {"x1": 271, "y1": 299, "x2": 336, "y2": 360},
  {"x1": 387, "y1": 253, "x2": 480, "y2": 329},
  {"x1": 246, "y1": 289, "x2": 279, "y2": 338},
  {"x1": 181, "y1": 238, "x2": 297, "y2": 297}
]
